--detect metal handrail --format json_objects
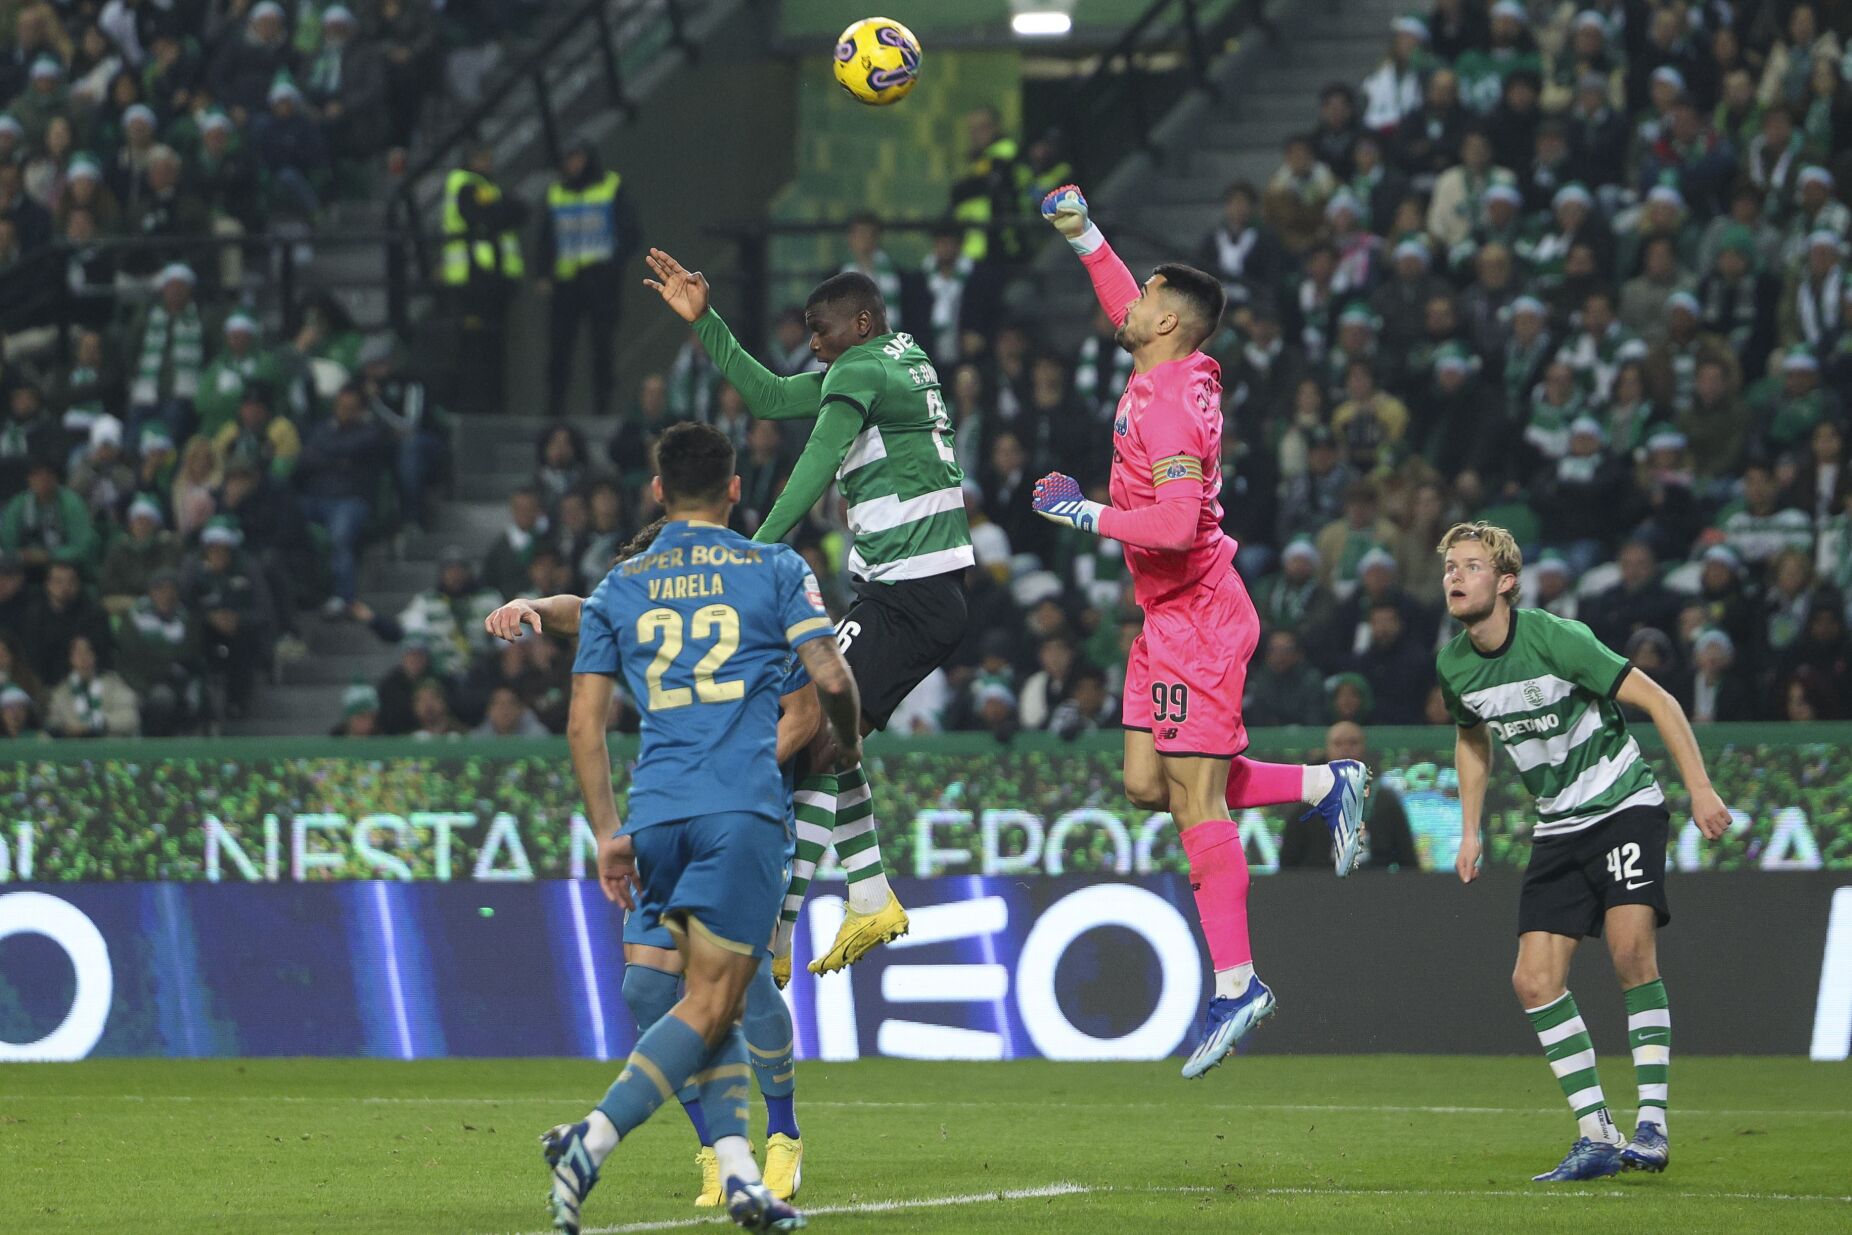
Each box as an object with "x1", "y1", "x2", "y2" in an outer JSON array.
[{"x1": 388, "y1": 0, "x2": 700, "y2": 281}]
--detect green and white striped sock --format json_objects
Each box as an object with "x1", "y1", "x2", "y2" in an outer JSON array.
[
  {"x1": 1527, "y1": 991, "x2": 1623, "y2": 1146},
  {"x1": 833, "y1": 764, "x2": 892, "y2": 914},
  {"x1": 773, "y1": 773, "x2": 837, "y2": 961},
  {"x1": 1624, "y1": 979, "x2": 1671, "y2": 1132}
]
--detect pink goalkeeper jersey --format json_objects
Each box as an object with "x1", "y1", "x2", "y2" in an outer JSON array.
[{"x1": 1084, "y1": 240, "x2": 1239, "y2": 606}]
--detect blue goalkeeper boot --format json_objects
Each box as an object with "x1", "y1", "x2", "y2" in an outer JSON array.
[
  {"x1": 1532, "y1": 1137, "x2": 1623, "y2": 1182},
  {"x1": 540, "y1": 1120, "x2": 600, "y2": 1234},
  {"x1": 1181, "y1": 976, "x2": 1275, "y2": 1079},
  {"x1": 1304, "y1": 759, "x2": 1370, "y2": 876},
  {"x1": 1620, "y1": 1121, "x2": 1669, "y2": 1172},
  {"x1": 724, "y1": 1175, "x2": 806, "y2": 1231}
]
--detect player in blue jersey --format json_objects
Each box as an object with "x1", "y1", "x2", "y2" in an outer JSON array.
[
  {"x1": 490, "y1": 520, "x2": 814, "y2": 1205},
  {"x1": 536, "y1": 423, "x2": 860, "y2": 1235}
]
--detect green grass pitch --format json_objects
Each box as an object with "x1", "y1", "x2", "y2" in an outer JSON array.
[{"x1": 3, "y1": 1056, "x2": 1847, "y2": 1233}]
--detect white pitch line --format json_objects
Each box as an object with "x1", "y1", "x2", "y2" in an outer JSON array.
[
  {"x1": 6, "y1": 1094, "x2": 1847, "y2": 1120},
  {"x1": 504, "y1": 1183, "x2": 1096, "y2": 1235}
]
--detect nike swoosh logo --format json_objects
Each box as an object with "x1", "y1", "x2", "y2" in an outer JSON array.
[
  {"x1": 1626, "y1": 879, "x2": 1654, "y2": 889},
  {"x1": 1636, "y1": 1030, "x2": 1667, "y2": 1041}
]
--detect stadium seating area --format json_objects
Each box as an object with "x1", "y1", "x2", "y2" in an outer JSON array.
[{"x1": 12, "y1": 0, "x2": 1852, "y2": 739}]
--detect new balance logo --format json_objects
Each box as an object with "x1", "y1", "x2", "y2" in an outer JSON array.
[{"x1": 1159, "y1": 726, "x2": 1179, "y2": 740}]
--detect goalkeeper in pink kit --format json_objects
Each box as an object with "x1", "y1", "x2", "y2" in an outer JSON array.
[{"x1": 1034, "y1": 185, "x2": 1371, "y2": 1077}]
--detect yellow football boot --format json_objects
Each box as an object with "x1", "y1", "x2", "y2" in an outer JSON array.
[
  {"x1": 763, "y1": 1133, "x2": 804, "y2": 1200},
  {"x1": 694, "y1": 1145, "x2": 720, "y2": 1207},
  {"x1": 808, "y1": 891, "x2": 910, "y2": 974}
]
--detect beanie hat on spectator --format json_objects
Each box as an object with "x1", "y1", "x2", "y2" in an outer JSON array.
[
  {"x1": 1573, "y1": 11, "x2": 1606, "y2": 33},
  {"x1": 29, "y1": 56, "x2": 63, "y2": 82},
  {"x1": 88, "y1": 415, "x2": 123, "y2": 452},
  {"x1": 1569, "y1": 416, "x2": 1606, "y2": 444},
  {"x1": 1808, "y1": 229, "x2": 1844, "y2": 256},
  {"x1": 1646, "y1": 429, "x2": 1688, "y2": 454},
  {"x1": 1325, "y1": 190, "x2": 1363, "y2": 220},
  {"x1": 157, "y1": 262, "x2": 197, "y2": 288},
  {"x1": 1800, "y1": 166, "x2": 1835, "y2": 191},
  {"x1": 1392, "y1": 238, "x2": 1431, "y2": 267},
  {"x1": 1783, "y1": 345, "x2": 1821, "y2": 372},
  {"x1": 1717, "y1": 224, "x2": 1755, "y2": 257},
  {"x1": 439, "y1": 544, "x2": 473, "y2": 569},
  {"x1": 200, "y1": 110, "x2": 234, "y2": 135},
  {"x1": 1338, "y1": 303, "x2": 1380, "y2": 331},
  {"x1": 225, "y1": 313, "x2": 258, "y2": 338},
  {"x1": 1325, "y1": 671, "x2": 1374, "y2": 719},
  {"x1": 1511, "y1": 294, "x2": 1546, "y2": 319},
  {"x1": 1667, "y1": 291, "x2": 1700, "y2": 317},
  {"x1": 323, "y1": 5, "x2": 357, "y2": 26},
  {"x1": 1434, "y1": 342, "x2": 1476, "y2": 374},
  {"x1": 1695, "y1": 628, "x2": 1735, "y2": 660},
  {"x1": 1646, "y1": 184, "x2": 1685, "y2": 212},
  {"x1": 251, "y1": 1, "x2": 286, "y2": 22},
  {"x1": 201, "y1": 517, "x2": 244, "y2": 548},
  {"x1": 1617, "y1": 337, "x2": 1650, "y2": 363},
  {"x1": 1391, "y1": 15, "x2": 1429, "y2": 41},
  {"x1": 0, "y1": 115, "x2": 21, "y2": 139},
  {"x1": 1283, "y1": 538, "x2": 1320, "y2": 568},
  {"x1": 1358, "y1": 545, "x2": 1398, "y2": 576},
  {"x1": 268, "y1": 78, "x2": 302, "y2": 105},
  {"x1": 1534, "y1": 551, "x2": 1571, "y2": 580},
  {"x1": 139, "y1": 424, "x2": 176, "y2": 454},
  {"x1": 1491, "y1": 0, "x2": 1526, "y2": 23},
  {"x1": 976, "y1": 680, "x2": 1018, "y2": 711},
  {"x1": 0, "y1": 685, "x2": 30, "y2": 710},
  {"x1": 1651, "y1": 66, "x2": 1686, "y2": 95},
  {"x1": 343, "y1": 681, "x2": 381, "y2": 718},
  {"x1": 123, "y1": 103, "x2": 156, "y2": 130},
  {"x1": 67, "y1": 154, "x2": 100, "y2": 181},
  {"x1": 1552, "y1": 182, "x2": 1594, "y2": 210},
  {"x1": 128, "y1": 494, "x2": 164, "y2": 525},
  {"x1": 1701, "y1": 544, "x2": 1743, "y2": 574},
  {"x1": 1485, "y1": 183, "x2": 1523, "y2": 209}
]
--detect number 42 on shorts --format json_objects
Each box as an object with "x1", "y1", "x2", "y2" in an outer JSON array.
[{"x1": 1606, "y1": 842, "x2": 1651, "y2": 889}]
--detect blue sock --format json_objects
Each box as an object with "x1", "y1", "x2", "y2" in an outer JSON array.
[
  {"x1": 694, "y1": 1025, "x2": 752, "y2": 1145},
  {"x1": 595, "y1": 1011, "x2": 709, "y2": 1139},
  {"x1": 744, "y1": 960, "x2": 799, "y2": 1139},
  {"x1": 619, "y1": 964, "x2": 707, "y2": 1143}
]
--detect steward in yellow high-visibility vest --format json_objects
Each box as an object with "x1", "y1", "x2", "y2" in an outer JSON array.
[
  {"x1": 441, "y1": 146, "x2": 527, "y2": 286},
  {"x1": 441, "y1": 144, "x2": 527, "y2": 414},
  {"x1": 536, "y1": 139, "x2": 640, "y2": 416},
  {"x1": 948, "y1": 106, "x2": 1030, "y2": 262}
]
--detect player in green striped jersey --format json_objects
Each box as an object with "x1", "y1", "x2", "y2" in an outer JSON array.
[
  {"x1": 1436, "y1": 522, "x2": 1731, "y2": 1183},
  {"x1": 642, "y1": 247, "x2": 976, "y2": 982}
]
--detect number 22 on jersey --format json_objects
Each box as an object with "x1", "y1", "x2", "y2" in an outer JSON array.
[{"x1": 637, "y1": 604, "x2": 744, "y2": 710}]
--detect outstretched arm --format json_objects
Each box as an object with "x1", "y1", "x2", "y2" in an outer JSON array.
[
  {"x1": 644, "y1": 247, "x2": 823, "y2": 421},
  {"x1": 1030, "y1": 472, "x2": 1200, "y2": 552},
  {"x1": 751, "y1": 401, "x2": 863, "y2": 544},
  {"x1": 1043, "y1": 184, "x2": 1141, "y2": 327},
  {"x1": 1617, "y1": 670, "x2": 1731, "y2": 840}
]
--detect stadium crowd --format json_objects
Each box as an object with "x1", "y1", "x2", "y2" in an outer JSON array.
[{"x1": 14, "y1": 1, "x2": 1852, "y2": 741}]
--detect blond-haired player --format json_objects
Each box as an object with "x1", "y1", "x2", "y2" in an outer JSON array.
[{"x1": 1435, "y1": 523, "x2": 1729, "y2": 1181}]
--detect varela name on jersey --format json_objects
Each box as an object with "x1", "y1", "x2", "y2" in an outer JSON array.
[
  {"x1": 574, "y1": 520, "x2": 833, "y2": 833},
  {"x1": 826, "y1": 331, "x2": 974, "y2": 583},
  {"x1": 1436, "y1": 607, "x2": 1664, "y2": 839}
]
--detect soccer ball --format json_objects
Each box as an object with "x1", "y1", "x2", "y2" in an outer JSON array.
[{"x1": 833, "y1": 17, "x2": 922, "y2": 106}]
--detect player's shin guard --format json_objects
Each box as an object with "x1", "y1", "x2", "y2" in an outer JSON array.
[
  {"x1": 744, "y1": 961, "x2": 799, "y2": 1139},
  {"x1": 1527, "y1": 991, "x2": 1623, "y2": 1145},
  {"x1": 831, "y1": 764, "x2": 892, "y2": 914},
  {"x1": 595, "y1": 1013, "x2": 711, "y2": 1142},
  {"x1": 1179, "y1": 819, "x2": 1253, "y2": 982},
  {"x1": 775, "y1": 774, "x2": 837, "y2": 963},
  {"x1": 1224, "y1": 757, "x2": 1307, "y2": 809},
  {"x1": 620, "y1": 964, "x2": 707, "y2": 1142},
  {"x1": 1624, "y1": 980, "x2": 1670, "y2": 1131}
]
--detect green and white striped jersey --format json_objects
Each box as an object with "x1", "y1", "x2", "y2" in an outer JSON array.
[
  {"x1": 822, "y1": 332, "x2": 975, "y2": 583},
  {"x1": 1437, "y1": 607, "x2": 1663, "y2": 838}
]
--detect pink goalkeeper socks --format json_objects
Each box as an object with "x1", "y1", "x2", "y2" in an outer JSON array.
[
  {"x1": 1179, "y1": 818, "x2": 1252, "y2": 971},
  {"x1": 1225, "y1": 756, "x2": 1305, "y2": 809}
]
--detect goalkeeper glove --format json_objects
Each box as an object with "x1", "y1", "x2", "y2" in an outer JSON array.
[
  {"x1": 1032, "y1": 472, "x2": 1106, "y2": 534},
  {"x1": 1041, "y1": 184, "x2": 1104, "y2": 256}
]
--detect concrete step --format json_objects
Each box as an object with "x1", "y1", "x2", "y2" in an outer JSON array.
[
  {"x1": 240, "y1": 682, "x2": 347, "y2": 722},
  {"x1": 283, "y1": 648, "x2": 400, "y2": 687}
]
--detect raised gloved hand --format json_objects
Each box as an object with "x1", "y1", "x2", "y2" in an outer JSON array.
[{"x1": 1031, "y1": 471, "x2": 1106, "y2": 534}]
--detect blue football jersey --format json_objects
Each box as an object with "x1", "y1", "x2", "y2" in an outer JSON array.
[{"x1": 574, "y1": 520, "x2": 834, "y2": 831}]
